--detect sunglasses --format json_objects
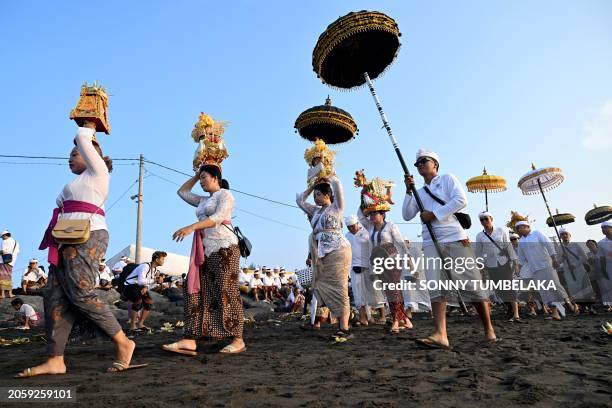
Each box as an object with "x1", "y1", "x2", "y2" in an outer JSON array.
[
  {"x1": 414, "y1": 158, "x2": 433, "y2": 167},
  {"x1": 510, "y1": 238, "x2": 518, "y2": 241}
]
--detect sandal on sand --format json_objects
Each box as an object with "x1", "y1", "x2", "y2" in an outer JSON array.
[
  {"x1": 389, "y1": 328, "x2": 400, "y2": 335},
  {"x1": 219, "y1": 344, "x2": 246, "y2": 354},
  {"x1": 415, "y1": 337, "x2": 450, "y2": 350},
  {"x1": 483, "y1": 338, "x2": 503, "y2": 346},
  {"x1": 162, "y1": 343, "x2": 198, "y2": 356},
  {"x1": 107, "y1": 362, "x2": 148, "y2": 373},
  {"x1": 14, "y1": 368, "x2": 65, "y2": 379},
  {"x1": 299, "y1": 324, "x2": 320, "y2": 331}
]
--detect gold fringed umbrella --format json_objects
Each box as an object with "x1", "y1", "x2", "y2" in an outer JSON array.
[
  {"x1": 546, "y1": 209, "x2": 575, "y2": 227},
  {"x1": 585, "y1": 204, "x2": 612, "y2": 225},
  {"x1": 312, "y1": 10, "x2": 467, "y2": 312},
  {"x1": 466, "y1": 167, "x2": 507, "y2": 212},
  {"x1": 294, "y1": 97, "x2": 358, "y2": 144},
  {"x1": 518, "y1": 163, "x2": 575, "y2": 278}
]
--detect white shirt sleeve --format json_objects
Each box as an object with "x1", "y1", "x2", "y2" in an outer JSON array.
[
  {"x1": 431, "y1": 174, "x2": 467, "y2": 222},
  {"x1": 329, "y1": 175, "x2": 344, "y2": 212},
  {"x1": 178, "y1": 189, "x2": 205, "y2": 207},
  {"x1": 296, "y1": 191, "x2": 317, "y2": 217},
  {"x1": 402, "y1": 193, "x2": 419, "y2": 221},
  {"x1": 75, "y1": 127, "x2": 108, "y2": 177}
]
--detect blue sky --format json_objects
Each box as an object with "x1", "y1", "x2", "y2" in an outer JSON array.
[{"x1": 1, "y1": 1, "x2": 611, "y2": 282}]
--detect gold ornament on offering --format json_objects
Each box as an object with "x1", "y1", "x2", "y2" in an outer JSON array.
[
  {"x1": 69, "y1": 81, "x2": 111, "y2": 134},
  {"x1": 506, "y1": 211, "x2": 530, "y2": 233},
  {"x1": 304, "y1": 139, "x2": 336, "y2": 187},
  {"x1": 294, "y1": 97, "x2": 358, "y2": 144},
  {"x1": 354, "y1": 169, "x2": 394, "y2": 215},
  {"x1": 191, "y1": 112, "x2": 229, "y2": 171}
]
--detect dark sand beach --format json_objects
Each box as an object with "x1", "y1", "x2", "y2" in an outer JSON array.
[{"x1": 0, "y1": 295, "x2": 610, "y2": 408}]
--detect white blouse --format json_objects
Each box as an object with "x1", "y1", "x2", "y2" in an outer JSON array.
[
  {"x1": 57, "y1": 127, "x2": 108, "y2": 231},
  {"x1": 296, "y1": 176, "x2": 349, "y2": 259},
  {"x1": 178, "y1": 188, "x2": 238, "y2": 256},
  {"x1": 598, "y1": 237, "x2": 612, "y2": 274},
  {"x1": 358, "y1": 210, "x2": 409, "y2": 273},
  {"x1": 402, "y1": 173, "x2": 468, "y2": 244}
]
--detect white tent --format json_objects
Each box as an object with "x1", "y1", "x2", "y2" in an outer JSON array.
[{"x1": 106, "y1": 245, "x2": 189, "y2": 277}]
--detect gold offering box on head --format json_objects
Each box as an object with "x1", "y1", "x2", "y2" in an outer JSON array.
[{"x1": 69, "y1": 81, "x2": 111, "y2": 134}]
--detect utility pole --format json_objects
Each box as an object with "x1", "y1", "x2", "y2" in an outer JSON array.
[{"x1": 135, "y1": 154, "x2": 144, "y2": 263}]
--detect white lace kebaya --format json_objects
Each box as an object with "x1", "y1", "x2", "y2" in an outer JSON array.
[
  {"x1": 178, "y1": 188, "x2": 238, "y2": 257},
  {"x1": 296, "y1": 176, "x2": 350, "y2": 259}
]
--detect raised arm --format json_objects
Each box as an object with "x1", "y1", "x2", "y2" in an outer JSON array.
[
  {"x1": 431, "y1": 174, "x2": 467, "y2": 222},
  {"x1": 329, "y1": 175, "x2": 344, "y2": 212},
  {"x1": 75, "y1": 126, "x2": 107, "y2": 176},
  {"x1": 357, "y1": 207, "x2": 373, "y2": 231},
  {"x1": 177, "y1": 173, "x2": 205, "y2": 207},
  {"x1": 296, "y1": 185, "x2": 317, "y2": 217}
]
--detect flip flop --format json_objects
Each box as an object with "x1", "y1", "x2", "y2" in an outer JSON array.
[
  {"x1": 219, "y1": 344, "x2": 246, "y2": 354},
  {"x1": 14, "y1": 368, "x2": 65, "y2": 379},
  {"x1": 107, "y1": 362, "x2": 149, "y2": 373},
  {"x1": 415, "y1": 337, "x2": 450, "y2": 350},
  {"x1": 389, "y1": 328, "x2": 400, "y2": 335},
  {"x1": 162, "y1": 343, "x2": 198, "y2": 356},
  {"x1": 482, "y1": 337, "x2": 503, "y2": 346}
]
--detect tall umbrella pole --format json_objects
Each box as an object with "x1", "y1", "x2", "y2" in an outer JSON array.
[
  {"x1": 485, "y1": 187, "x2": 489, "y2": 212},
  {"x1": 537, "y1": 178, "x2": 576, "y2": 280},
  {"x1": 364, "y1": 72, "x2": 468, "y2": 313}
]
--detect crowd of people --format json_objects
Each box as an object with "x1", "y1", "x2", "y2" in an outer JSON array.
[{"x1": 1, "y1": 118, "x2": 609, "y2": 378}]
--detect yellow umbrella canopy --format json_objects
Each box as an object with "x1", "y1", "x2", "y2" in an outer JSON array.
[
  {"x1": 546, "y1": 209, "x2": 575, "y2": 227},
  {"x1": 294, "y1": 97, "x2": 358, "y2": 144},
  {"x1": 585, "y1": 204, "x2": 612, "y2": 225},
  {"x1": 466, "y1": 167, "x2": 507, "y2": 211},
  {"x1": 312, "y1": 10, "x2": 401, "y2": 89}
]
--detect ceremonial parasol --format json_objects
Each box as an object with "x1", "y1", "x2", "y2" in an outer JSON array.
[
  {"x1": 585, "y1": 204, "x2": 612, "y2": 225},
  {"x1": 312, "y1": 10, "x2": 468, "y2": 311},
  {"x1": 294, "y1": 97, "x2": 358, "y2": 144},
  {"x1": 518, "y1": 164, "x2": 575, "y2": 278},
  {"x1": 466, "y1": 167, "x2": 507, "y2": 212},
  {"x1": 546, "y1": 209, "x2": 575, "y2": 228}
]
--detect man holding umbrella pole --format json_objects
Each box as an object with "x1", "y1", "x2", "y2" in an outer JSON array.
[{"x1": 403, "y1": 149, "x2": 498, "y2": 349}]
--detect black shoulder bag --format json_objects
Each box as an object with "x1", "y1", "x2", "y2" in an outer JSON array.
[
  {"x1": 483, "y1": 231, "x2": 510, "y2": 259},
  {"x1": 423, "y1": 186, "x2": 472, "y2": 229},
  {"x1": 225, "y1": 224, "x2": 252, "y2": 258},
  {"x1": 1, "y1": 240, "x2": 16, "y2": 264}
]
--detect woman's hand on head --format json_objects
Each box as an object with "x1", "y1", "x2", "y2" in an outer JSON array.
[{"x1": 172, "y1": 225, "x2": 194, "y2": 242}]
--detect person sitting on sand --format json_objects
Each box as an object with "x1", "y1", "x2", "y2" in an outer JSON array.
[
  {"x1": 262, "y1": 269, "x2": 276, "y2": 303},
  {"x1": 123, "y1": 251, "x2": 167, "y2": 331},
  {"x1": 10, "y1": 297, "x2": 40, "y2": 329},
  {"x1": 239, "y1": 268, "x2": 251, "y2": 294},
  {"x1": 96, "y1": 261, "x2": 114, "y2": 289},
  {"x1": 21, "y1": 259, "x2": 47, "y2": 294},
  {"x1": 250, "y1": 271, "x2": 264, "y2": 301}
]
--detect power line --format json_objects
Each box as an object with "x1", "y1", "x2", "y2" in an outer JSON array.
[
  {"x1": 106, "y1": 179, "x2": 139, "y2": 212},
  {"x1": 234, "y1": 208, "x2": 309, "y2": 231},
  {"x1": 144, "y1": 159, "x2": 299, "y2": 208},
  {"x1": 0, "y1": 154, "x2": 138, "y2": 161}
]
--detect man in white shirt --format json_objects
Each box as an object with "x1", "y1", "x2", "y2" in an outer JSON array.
[
  {"x1": 11, "y1": 297, "x2": 40, "y2": 329},
  {"x1": 96, "y1": 262, "x2": 114, "y2": 289},
  {"x1": 403, "y1": 149, "x2": 497, "y2": 349},
  {"x1": 123, "y1": 251, "x2": 167, "y2": 331},
  {"x1": 0, "y1": 230, "x2": 20, "y2": 298},
  {"x1": 474, "y1": 212, "x2": 520, "y2": 321},
  {"x1": 112, "y1": 256, "x2": 129, "y2": 276},
  {"x1": 516, "y1": 220, "x2": 570, "y2": 320},
  {"x1": 21, "y1": 259, "x2": 48, "y2": 294},
  {"x1": 239, "y1": 268, "x2": 251, "y2": 294},
  {"x1": 345, "y1": 215, "x2": 386, "y2": 325},
  {"x1": 249, "y1": 271, "x2": 264, "y2": 301},
  {"x1": 278, "y1": 269, "x2": 289, "y2": 286},
  {"x1": 596, "y1": 220, "x2": 612, "y2": 310},
  {"x1": 262, "y1": 269, "x2": 276, "y2": 302}
]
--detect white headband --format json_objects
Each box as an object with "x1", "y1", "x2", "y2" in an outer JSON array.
[
  {"x1": 515, "y1": 221, "x2": 530, "y2": 227},
  {"x1": 416, "y1": 148, "x2": 440, "y2": 163}
]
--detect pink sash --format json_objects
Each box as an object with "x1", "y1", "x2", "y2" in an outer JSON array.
[
  {"x1": 186, "y1": 220, "x2": 232, "y2": 295},
  {"x1": 39, "y1": 200, "x2": 105, "y2": 266}
]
